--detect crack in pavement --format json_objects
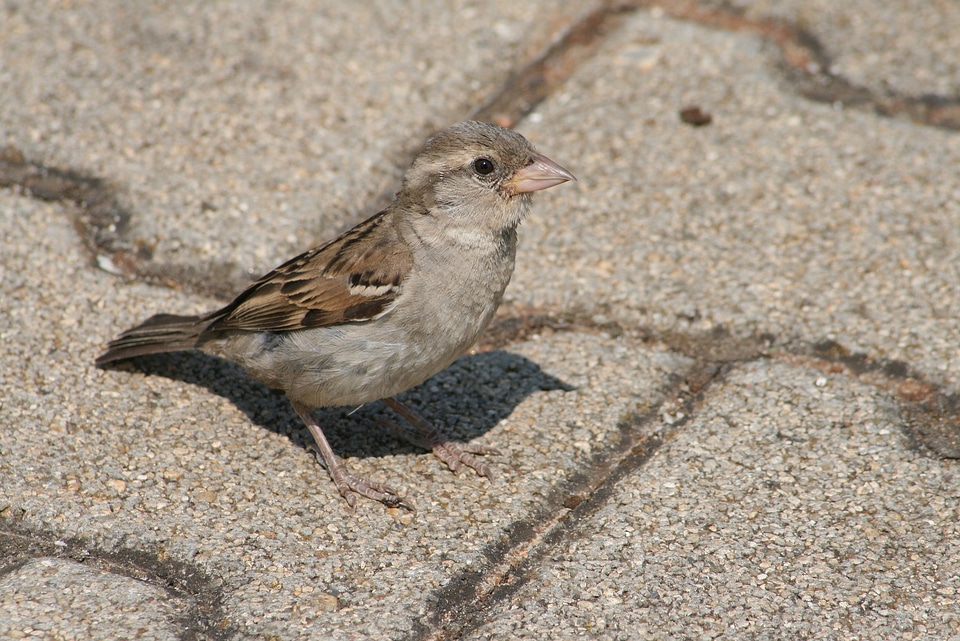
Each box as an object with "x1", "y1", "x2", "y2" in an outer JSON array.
[
  {"x1": 3, "y1": 2, "x2": 959, "y2": 636},
  {"x1": 1, "y1": 1, "x2": 956, "y2": 296},
  {"x1": 413, "y1": 311, "x2": 959, "y2": 639},
  {"x1": 783, "y1": 340, "x2": 960, "y2": 459},
  {"x1": 409, "y1": 398, "x2": 674, "y2": 641},
  {"x1": 0, "y1": 146, "x2": 145, "y2": 278},
  {"x1": 631, "y1": 0, "x2": 960, "y2": 130},
  {"x1": 481, "y1": 306, "x2": 960, "y2": 460},
  {"x1": 0, "y1": 518, "x2": 234, "y2": 641},
  {"x1": 3, "y1": 302, "x2": 953, "y2": 638},
  {"x1": 412, "y1": 319, "x2": 748, "y2": 640},
  {"x1": 479, "y1": 0, "x2": 960, "y2": 131}
]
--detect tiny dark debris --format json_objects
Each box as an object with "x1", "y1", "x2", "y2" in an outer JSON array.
[
  {"x1": 679, "y1": 106, "x2": 713, "y2": 126},
  {"x1": 636, "y1": 0, "x2": 960, "y2": 131}
]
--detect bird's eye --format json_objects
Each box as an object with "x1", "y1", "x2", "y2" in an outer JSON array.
[{"x1": 473, "y1": 157, "x2": 495, "y2": 176}]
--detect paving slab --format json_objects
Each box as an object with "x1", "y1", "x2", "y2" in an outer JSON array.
[
  {"x1": 0, "y1": 0, "x2": 597, "y2": 291},
  {"x1": 512, "y1": 9, "x2": 960, "y2": 393},
  {"x1": 738, "y1": 0, "x2": 960, "y2": 98},
  {"x1": 0, "y1": 557, "x2": 189, "y2": 641},
  {"x1": 465, "y1": 358, "x2": 960, "y2": 640},
  {"x1": 2, "y1": 1, "x2": 959, "y2": 640},
  {"x1": 1, "y1": 190, "x2": 686, "y2": 637}
]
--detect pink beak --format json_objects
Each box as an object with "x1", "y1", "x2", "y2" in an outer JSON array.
[{"x1": 504, "y1": 152, "x2": 576, "y2": 195}]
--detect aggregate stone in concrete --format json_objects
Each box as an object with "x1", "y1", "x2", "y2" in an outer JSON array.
[
  {"x1": 510, "y1": 10, "x2": 960, "y2": 392},
  {"x1": 466, "y1": 358, "x2": 960, "y2": 640},
  {"x1": 5, "y1": 2, "x2": 960, "y2": 639},
  {"x1": 0, "y1": 0, "x2": 598, "y2": 283},
  {"x1": 738, "y1": 0, "x2": 960, "y2": 98},
  {"x1": 0, "y1": 557, "x2": 189, "y2": 641},
  {"x1": 1, "y1": 188, "x2": 686, "y2": 637}
]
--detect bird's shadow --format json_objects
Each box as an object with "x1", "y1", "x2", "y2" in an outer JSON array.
[{"x1": 110, "y1": 350, "x2": 573, "y2": 460}]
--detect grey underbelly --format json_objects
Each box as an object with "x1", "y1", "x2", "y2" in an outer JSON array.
[{"x1": 208, "y1": 323, "x2": 471, "y2": 408}]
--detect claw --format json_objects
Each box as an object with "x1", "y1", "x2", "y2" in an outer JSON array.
[
  {"x1": 381, "y1": 397, "x2": 500, "y2": 481},
  {"x1": 294, "y1": 401, "x2": 415, "y2": 511}
]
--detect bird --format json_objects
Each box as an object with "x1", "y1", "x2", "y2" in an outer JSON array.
[{"x1": 96, "y1": 121, "x2": 575, "y2": 510}]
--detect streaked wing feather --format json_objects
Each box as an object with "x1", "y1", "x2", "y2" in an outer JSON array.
[{"x1": 206, "y1": 211, "x2": 413, "y2": 333}]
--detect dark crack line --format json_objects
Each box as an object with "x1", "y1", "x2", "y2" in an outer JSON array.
[
  {"x1": 413, "y1": 309, "x2": 958, "y2": 639},
  {"x1": 0, "y1": 520, "x2": 235, "y2": 641},
  {"x1": 407, "y1": 410, "x2": 670, "y2": 641},
  {"x1": 633, "y1": 0, "x2": 960, "y2": 130},
  {"x1": 1, "y1": 1, "x2": 955, "y2": 298},
  {"x1": 471, "y1": 3, "x2": 638, "y2": 128},
  {"x1": 409, "y1": 338, "x2": 743, "y2": 641},
  {"x1": 779, "y1": 339, "x2": 960, "y2": 459},
  {"x1": 2, "y1": 4, "x2": 958, "y2": 637},
  {"x1": 481, "y1": 307, "x2": 960, "y2": 460},
  {"x1": 0, "y1": 146, "x2": 146, "y2": 277}
]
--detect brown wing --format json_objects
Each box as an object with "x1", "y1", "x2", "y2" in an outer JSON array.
[{"x1": 205, "y1": 210, "x2": 413, "y2": 333}]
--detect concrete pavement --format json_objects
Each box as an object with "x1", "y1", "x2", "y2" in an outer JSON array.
[{"x1": 2, "y1": 1, "x2": 958, "y2": 639}]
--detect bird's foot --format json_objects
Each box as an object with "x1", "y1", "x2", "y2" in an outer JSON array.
[
  {"x1": 381, "y1": 397, "x2": 501, "y2": 480},
  {"x1": 293, "y1": 400, "x2": 414, "y2": 511},
  {"x1": 307, "y1": 442, "x2": 415, "y2": 511}
]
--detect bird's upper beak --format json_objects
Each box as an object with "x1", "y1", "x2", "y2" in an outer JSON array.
[{"x1": 503, "y1": 153, "x2": 576, "y2": 195}]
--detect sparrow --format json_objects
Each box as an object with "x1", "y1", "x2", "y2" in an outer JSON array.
[{"x1": 96, "y1": 121, "x2": 575, "y2": 510}]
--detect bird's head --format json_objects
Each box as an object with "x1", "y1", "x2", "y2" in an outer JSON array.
[{"x1": 401, "y1": 121, "x2": 575, "y2": 232}]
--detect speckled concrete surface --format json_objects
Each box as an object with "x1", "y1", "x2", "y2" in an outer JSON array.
[
  {"x1": 2, "y1": 1, "x2": 959, "y2": 639},
  {"x1": 0, "y1": 558, "x2": 189, "y2": 640},
  {"x1": 465, "y1": 358, "x2": 960, "y2": 640},
  {"x1": 513, "y1": 10, "x2": 960, "y2": 393},
  {"x1": 0, "y1": 0, "x2": 597, "y2": 284},
  {"x1": 738, "y1": 0, "x2": 960, "y2": 97},
  {"x1": 1, "y1": 189, "x2": 680, "y2": 637}
]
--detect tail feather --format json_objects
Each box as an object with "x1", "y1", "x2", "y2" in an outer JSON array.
[{"x1": 95, "y1": 313, "x2": 206, "y2": 365}]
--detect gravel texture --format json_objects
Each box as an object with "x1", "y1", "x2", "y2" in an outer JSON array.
[
  {"x1": 2, "y1": 183, "x2": 677, "y2": 638},
  {"x1": 0, "y1": 557, "x2": 189, "y2": 641},
  {"x1": 513, "y1": 10, "x2": 960, "y2": 393},
  {"x1": 738, "y1": 0, "x2": 960, "y2": 98},
  {"x1": 2, "y1": 2, "x2": 958, "y2": 639},
  {"x1": 466, "y1": 358, "x2": 960, "y2": 640},
  {"x1": 1, "y1": 0, "x2": 598, "y2": 287}
]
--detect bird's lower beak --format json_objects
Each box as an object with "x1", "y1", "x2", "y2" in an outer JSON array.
[{"x1": 504, "y1": 153, "x2": 576, "y2": 195}]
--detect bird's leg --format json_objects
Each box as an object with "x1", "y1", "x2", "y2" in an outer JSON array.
[
  {"x1": 290, "y1": 400, "x2": 414, "y2": 511},
  {"x1": 381, "y1": 397, "x2": 500, "y2": 480}
]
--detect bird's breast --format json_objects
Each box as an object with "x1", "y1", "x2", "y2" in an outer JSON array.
[{"x1": 218, "y1": 232, "x2": 518, "y2": 408}]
